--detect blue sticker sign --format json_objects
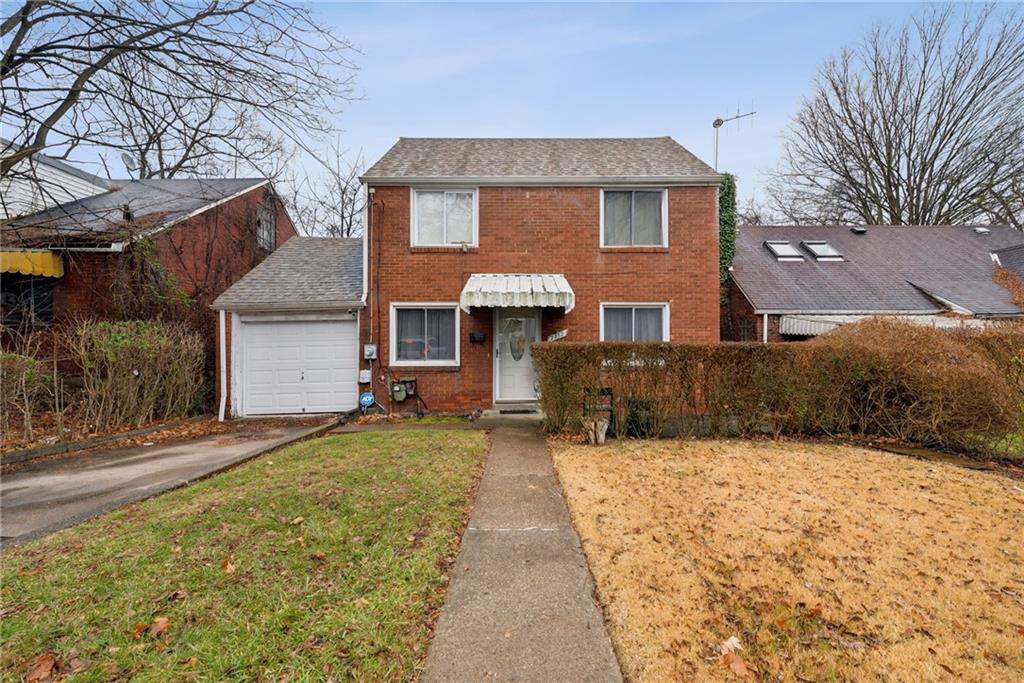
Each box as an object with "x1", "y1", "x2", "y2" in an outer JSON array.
[{"x1": 359, "y1": 391, "x2": 376, "y2": 409}]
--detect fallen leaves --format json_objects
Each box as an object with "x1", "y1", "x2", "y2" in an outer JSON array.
[
  {"x1": 291, "y1": 516, "x2": 305, "y2": 526},
  {"x1": 132, "y1": 616, "x2": 170, "y2": 639},
  {"x1": 717, "y1": 636, "x2": 749, "y2": 678},
  {"x1": 221, "y1": 557, "x2": 237, "y2": 574},
  {"x1": 24, "y1": 653, "x2": 61, "y2": 682}
]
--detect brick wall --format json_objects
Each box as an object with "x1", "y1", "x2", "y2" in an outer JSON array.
[
  {"x1": 724, "y1": 277, "x2": 782, "y2": 342},
  {"x1": 363, "y1": 184, "x2": 721, "y2": 412}
]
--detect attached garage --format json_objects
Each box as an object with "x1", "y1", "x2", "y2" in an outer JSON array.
[{"x1": 212, "y1": 237, "x2": 364, "y2": 418}]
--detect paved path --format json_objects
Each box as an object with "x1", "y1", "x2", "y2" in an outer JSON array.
[
  {"x1": 1, "y1": 422, "x2": 328, "y2": 545},
  {"x1": 422, "y1": 416, "x2": 622, "y2": 682}
]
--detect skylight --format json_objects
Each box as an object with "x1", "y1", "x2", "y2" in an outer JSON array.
[
  {"x1": 801, "y1": 240, "x2": 843, "y2": 261},
  {"x1": 764, "y1": 240, "x2": 804, "y2": 261}
]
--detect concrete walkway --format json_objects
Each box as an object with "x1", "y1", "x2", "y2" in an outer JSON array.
[
  {"x1": 422, "y1": 416, "x2": 622, "y2": 682},
  {"x1": 1, "y1": 422, "x2": 329, "y2": 545}
]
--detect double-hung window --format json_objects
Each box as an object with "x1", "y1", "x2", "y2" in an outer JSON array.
[
  {"x1": 601, "y1": 190, "x2": 667, "y2": 246},
  {"x1": 601, "y1": 304, "x2": 669, "y2": 342},
  {"x1": 412, "y1": 189, "x2": 477, "y2": 246},
  {"x1": 391, "y1": 304, "x2": 460, "y2": 366}
]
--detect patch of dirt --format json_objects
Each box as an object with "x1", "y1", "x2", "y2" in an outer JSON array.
[{"x1": 552, "y1": 438, "x2": 1024, "y2": 682}]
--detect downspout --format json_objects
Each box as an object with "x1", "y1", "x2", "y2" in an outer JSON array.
[
  {"x1": 218, "y1": 310, "x2": 227, "y2": 421},
  {"x1": 762, "y1": 313, "x2": 768, "y2": 344}
]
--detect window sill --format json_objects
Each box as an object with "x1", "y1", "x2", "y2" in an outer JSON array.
[
  {"x1": 389, "y1": 362, "x2": 461, "y2": 371},
  {"x1": 410, "y1": 246, "x2": 479, "y2": 254},
  {"x1": 599, "y1": 246, "x2": 669, "y2": 254}
]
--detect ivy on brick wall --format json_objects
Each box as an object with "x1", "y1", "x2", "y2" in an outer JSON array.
[{"x1": 718, "y1": 173, "x2": 737, "y2": 291}]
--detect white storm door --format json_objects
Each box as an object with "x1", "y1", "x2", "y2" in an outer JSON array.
[{"x1": 495, "y1": 308, "x2": 540, "y2": 402}]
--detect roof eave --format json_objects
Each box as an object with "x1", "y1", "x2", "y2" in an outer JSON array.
[
  {"x1": 359, "y1": 174, "x2": 724, "y2": 187},
  {"x1": 752, "y1": 308, "x2": 945, "y2": 316},
  {"x1": 210, "y1": 299, "x2": 365, "y2": 313}
]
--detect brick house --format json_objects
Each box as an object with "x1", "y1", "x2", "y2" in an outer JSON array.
[
  {"x1": 725, "y1": 224, "x2": 1024, "y2": 342},
  {"x1": 1, "y1": 177, "x2": 296, "y2": 338},
  {"x1": 212, "y1": 137, "x2": 722, "y2": 417}
]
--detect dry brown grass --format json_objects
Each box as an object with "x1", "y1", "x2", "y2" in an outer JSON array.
[{"x1": 552, "y1": 439, "x2": 1024, "y2": 682}]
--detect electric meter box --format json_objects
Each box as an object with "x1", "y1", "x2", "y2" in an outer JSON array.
[
  {"x1": 358, "y1": 369, "x2": 371, "y2": 384},
  {"x1": 363, "y1": 343, "x2": 378, "y2": 360}
]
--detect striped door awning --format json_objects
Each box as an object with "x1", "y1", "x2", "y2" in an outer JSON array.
[{"x1": 459, "y1": 274, "x2": 574, "y2": 313}]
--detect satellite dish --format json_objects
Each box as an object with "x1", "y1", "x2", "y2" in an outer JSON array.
[{"x1": 121, "y1": 152, "x2": 139, "y2": 172}]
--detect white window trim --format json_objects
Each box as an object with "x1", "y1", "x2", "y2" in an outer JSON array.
[
  {"x1": 599, "y1": 188, "x2": 669, "y2": 248},
  {"x1": 256, "y1": 205, "x2": 275, "y2": 251},
  {"x1": 599, "y1": 302, "x2": 671, "y2": 342},
  {"x1": 389, "y1": 302, "x2": 461, "y2": 367},
  {"x1": 410, "y1": 188, "x2": 479, "y2": 247}
]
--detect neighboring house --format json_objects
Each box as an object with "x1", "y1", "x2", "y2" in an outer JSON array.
[
  {"x1": 0, "y1": 178, "x2": 296, "y2": 331},
  {"x1": 212, "y1": 136, "x2": 722, "y2": 417},
  {"x1": 726, "y1": 225, "x2": 1024, "y2": 342},
  {"x1": 0, "y1": 139, "x2": 111, "y2": 219}
]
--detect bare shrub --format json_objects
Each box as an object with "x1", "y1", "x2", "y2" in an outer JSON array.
[
  {"x1": 533, "y1": 320, "x2": 1022, "y2": 455},
  {"x1": 1, "y1": 347, "x2": 48, "y2": 442},
  {"x1": 68, "y1": 320, "x2": 204, "y2": 431}
]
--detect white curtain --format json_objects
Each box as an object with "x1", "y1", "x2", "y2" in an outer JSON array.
[
  {"x1": 634, "y1": 307, "x2": 663, "y2": 341},
  {"x1": 446, "y1": 192, "x2": 473, "y2": 243},
  {"x1": 604, "y1": 307, "x2": 633, "y2": 340},
  {"x1": 396, "y1": 308, "x2": 426, "y2": 360},
  {"x1": 416, "y1": 191, "x2": 444, "y2": 244},
  {"x1": 603, "y1": 191, "x2": 631, "y2": 245},
  {"x1": 632, "y1": 191, "x2": 662, "y2": 245},
  {"x1": 425, "y1": 308, "x2": 456, "y2": 360}
]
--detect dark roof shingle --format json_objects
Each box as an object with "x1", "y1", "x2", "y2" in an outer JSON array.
[
  {"x1": 361, "y1": 137, "x2": 719, "y2": 183},
  {"x1": 731, "y1": 225, "x2": 1024, "y2": 316},
  {"x1": 2, "y1": 177, "x2": 267, "y2": 246},
  {"x1": 212, "y1": 237, "x2": 363, "y2": 311}
]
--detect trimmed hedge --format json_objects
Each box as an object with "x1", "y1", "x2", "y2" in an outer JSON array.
[{"x1": 533, "y1": 319, "x2": 1023, "y2": 454}]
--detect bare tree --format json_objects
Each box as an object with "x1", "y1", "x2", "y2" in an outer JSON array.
[
  {"x1": 769, "y1": 5, "x2": 1024, "y2": 226},
  {"x1": 289, "y1": 146, "x2": 365, "y2": 237},
  {"x1": 1, "y1": 1, "x2": 358, "y2": 182}
]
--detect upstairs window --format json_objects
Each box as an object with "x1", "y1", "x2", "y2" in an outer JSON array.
[
  {"x1": 602, "y1": 190, "x2": 667, "y2": 247},
  {"x1": 601, "y1": 304, "x2": 669, "y2": 342},
  {"x1": 412, "y1": 189, "x2": 477, "y2": 246},
  {"x1": 801, "y1": 240, "x2": 843, "y2": 261},
  {"x1": 765, "y1": 240, "x2": 804, "y2": 261},
  {"x1": 256, "y1": 205, "x2": 275, "y2": 251}
]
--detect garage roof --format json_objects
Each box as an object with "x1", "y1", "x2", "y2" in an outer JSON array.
[{"x1": 212, "y1": 237, "x2": 363, "y2": 312}]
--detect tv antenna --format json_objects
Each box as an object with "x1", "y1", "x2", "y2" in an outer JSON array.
[{"x1": 712, "y1": 106, "x2": 756, "y2": 171}]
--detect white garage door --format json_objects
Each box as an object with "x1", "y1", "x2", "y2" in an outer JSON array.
[{"x1": 241, "y1": 319, "x2": 358, "y2": 415}]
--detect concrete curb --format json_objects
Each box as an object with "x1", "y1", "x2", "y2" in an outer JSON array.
[
  {"x1": 1, "y1": 419, "x2": 339, "y2": 550},
  {"x1": 1, "y1": 417, "x2": 208, "y2": 466}
]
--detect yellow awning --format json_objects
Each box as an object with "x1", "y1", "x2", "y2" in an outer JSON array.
[{"x1": 0, "y1": 250, "x2": 64, "y2": 278}]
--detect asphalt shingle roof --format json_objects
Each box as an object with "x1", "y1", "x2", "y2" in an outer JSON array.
[
  {"x1": 361, "y1": 137, "x2": 719, "y2": 183},
  {"x1": 2, "y1": 178, "x2": 267, "y2": 246},
  {"x1": 731, "y1": 225, "x2": 1024, "y2": 316},
  {"x1": 212, "y1": 237, "x2": 363, "y2": 311},
  {"x1": 995, "y1": 243, "x2": 1024, "y2": 279}
]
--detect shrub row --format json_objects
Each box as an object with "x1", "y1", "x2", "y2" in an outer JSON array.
[{"x1": 533, "y1": 319, "x2": 1024, "y2": 454}]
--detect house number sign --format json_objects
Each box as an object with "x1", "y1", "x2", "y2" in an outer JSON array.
[{"x1": 546, "y1": 329, "x2": 568, "y2": 342}]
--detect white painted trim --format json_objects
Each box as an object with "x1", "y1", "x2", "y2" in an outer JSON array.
[
  {"x1": 493, "y1": 307, "x2": 542, "y2": 403},
  {"x1": 409, "y1": 187, "x2": 479, "y2": 248},
  {"x1": 218, "y1": 310, "x2": 227, "y2": 421},
  {"x1": 389, "y1": 302, "x2": 461, "y2": 367},
  {"x1": 230, "y1": 312, "x2": 242, "y2": 416},
  {"x1": 598, "y1": 188, "x2": 669, "y2": 248},
  {"x1": 361, "y1": 182, "x2": 369, "y2": 305},
  {"x1": 599, "y1": 302, "x2": 671, "y2": 341},
  {"x1": 762, "y1": 313, "x2": 769, "y2": 344},
  {"x1": 362, "y1": 175, "x2": 723, "y2": 187}
]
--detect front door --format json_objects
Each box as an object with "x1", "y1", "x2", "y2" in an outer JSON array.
[{"x1": 495, "y1": 308, "x2": 540, "y2": 402}]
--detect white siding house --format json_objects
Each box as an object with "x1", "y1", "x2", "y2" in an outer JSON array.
[{"x1": 1, "y1": 141, "x2": 110, "y2": 219}]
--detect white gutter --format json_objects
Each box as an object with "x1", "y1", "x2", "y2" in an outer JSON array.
[
  {"x1": 361, "y1": 182, "x2": 369, "y2": 305},
  {"x1": 218, "y1": 310, "x2": 227, "y2": 422},
  {"x1": 50, "y1": 242, "x2": 126, "y2": 252},
  {"x1": 762, "y1": 313, "x2": 768, "y2": 344}
]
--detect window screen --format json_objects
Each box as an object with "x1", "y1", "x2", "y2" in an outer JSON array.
[
  {"x1": 395, "y1": 307, "x2": 457, "y2": 361},
  {"x1": 602, "y1": 306, "x2": 665, "y2": 341},
  {"x1": 603, "y1": 190, "x2": 665, "y2": 246},
  {"x1": 415, "y1": 190, "x2": 475, "y2": 245}
]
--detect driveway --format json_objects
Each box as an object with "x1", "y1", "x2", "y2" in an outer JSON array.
[{"x1": 1, "y1": 421, "x2": 328, "y2": 545}]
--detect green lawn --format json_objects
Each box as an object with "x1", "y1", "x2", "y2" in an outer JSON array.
[{"x1": 1, "y1": 430, "x2": 486, "y2": 682}]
